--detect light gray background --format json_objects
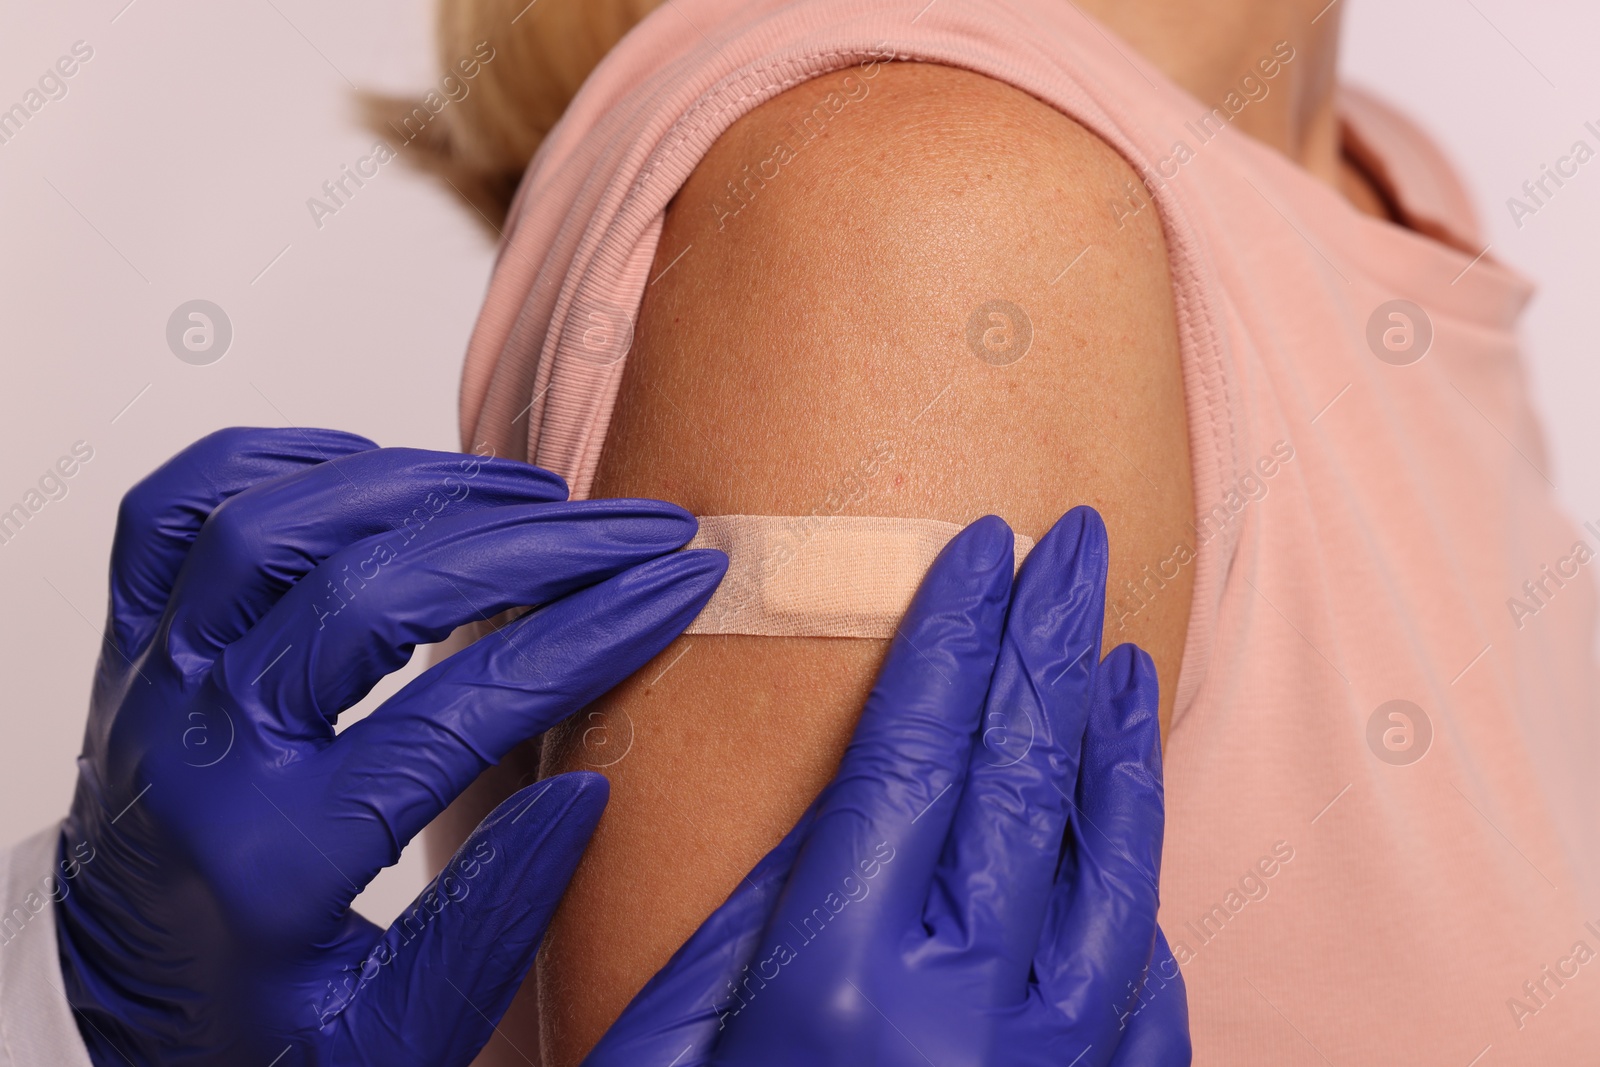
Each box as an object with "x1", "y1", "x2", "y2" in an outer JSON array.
[{"x1": 2, "y1": 0, "x2": 1596, "y2": 927}]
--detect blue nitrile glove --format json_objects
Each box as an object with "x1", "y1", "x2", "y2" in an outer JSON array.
[
  {"x1": 585, "y1": 508, "x2": 1191, "y2": 1066},
  {"x1": 53, "y1": 427, "x2": 727, "y2": 1067}
]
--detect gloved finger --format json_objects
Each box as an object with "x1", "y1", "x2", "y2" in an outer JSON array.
[
  {"x1": 1106, "y1": 927, "x2": 1191, "y2": 1066},
  {"x1": 925, "y1": 507, "x2": 1107, "y2": 985},
  {"x1": 778, "y1": 516, "x2": 1012, "y2": 933},
  {"x1": 164, "y1": 447, "x2": 566, "y2": 671},
  {"x1": 1034, "y1": 643, "x2": 1168, "y2": 1042},
  {"x1": 108, "y1": 427, "x2": 376, "y2": 657},
  {"x1": 327, "y1": 773, "x2": 608, "y2": 1067},
  {"x1": 322, "y1": 549, "x2": 727, "y2": 856},
  {"x1": 584, "y1": 803, "x2": 821, "y2": 1067},
  {"x1": 221, "y1": 499, "x2": 697, "y2": 726}
]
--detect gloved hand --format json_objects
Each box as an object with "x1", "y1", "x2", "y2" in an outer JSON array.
[
  {"x1": 584, "y1": 508, "x2": 1191, "y2": 1066},
  {"x1": 54, "y1": 427, "x2": 727, "y2": 1067}
]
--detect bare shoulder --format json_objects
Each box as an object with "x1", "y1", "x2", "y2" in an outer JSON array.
[
  {"x1": 602, "y1": 58, "x2": 1189, "y2": 609},
  {"x1": 696, "y1": 59, "x2": 1164, "y2": 257},
  {"x1": 535, "y1": 60, "x2": 1194, "y2": 1067},
  {"x1": 593, "y1": 55, "x2": 1193, "y2": 830}
]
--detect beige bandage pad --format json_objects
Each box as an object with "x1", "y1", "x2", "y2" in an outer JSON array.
[{"x1": 682, "y1": 515, "x2": 1035, "y2": 638}]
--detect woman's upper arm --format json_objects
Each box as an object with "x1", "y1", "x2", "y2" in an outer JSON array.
[{"x1": 533, "y1": 60, "x2": 1194, "y2": 1065}]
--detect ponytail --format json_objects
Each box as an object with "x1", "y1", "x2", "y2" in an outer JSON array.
[{"x1": 370, "y1": 0, "x2": 662, "y2": 228}]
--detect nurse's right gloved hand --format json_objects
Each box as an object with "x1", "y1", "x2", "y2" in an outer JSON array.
[
  {"x1": 586, "y1": 509, "x2": 1192, "y2": 1066},
  {"x1": 53, "y1": 428, "x2": 726, "y2": 1067}
]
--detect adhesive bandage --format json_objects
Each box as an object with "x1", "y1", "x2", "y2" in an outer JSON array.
[{"x1": 682, "y1": 515, "x2": 1035, "y2": 638}]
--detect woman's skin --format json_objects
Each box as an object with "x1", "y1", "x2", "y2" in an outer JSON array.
[
  {"x1": 1079, "y1": 0, "x2": 1391, "y2": 217},
  {"x1": 444, "y1": 3, "x2": 1398, "y2": 1064}
]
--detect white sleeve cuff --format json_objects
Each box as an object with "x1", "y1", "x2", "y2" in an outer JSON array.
[{"x1": 0, "y1": 826, "x2": 95, "y2": 1067}]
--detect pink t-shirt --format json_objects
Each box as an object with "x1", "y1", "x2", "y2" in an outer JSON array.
[{"x1": 459, "y1": 1, "x2": 1600, "y2": 1059}]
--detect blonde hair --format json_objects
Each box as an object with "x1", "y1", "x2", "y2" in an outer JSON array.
[{"x1": 371, "y1": 0, "x2": 662, "y2": 229}]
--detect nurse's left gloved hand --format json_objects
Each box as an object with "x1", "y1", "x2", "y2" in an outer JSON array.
[
  {"x1": 585, "y1": 510, "x2": 1190, "y2": 1066},
  {"x1": 53, "y1": 428, "x2": 727, "y2": 1067}
]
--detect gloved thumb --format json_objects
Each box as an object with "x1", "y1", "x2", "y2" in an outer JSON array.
[
  {"x1": 1107, "y1": 926, "x2": 1192, "y2": 1066},
  {"x1": 325, "y1": 773, "x2": 608, "y2": 1067},
  {"x1": 583, "y1": 802, "x2": 819, "y2": 1066}
]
